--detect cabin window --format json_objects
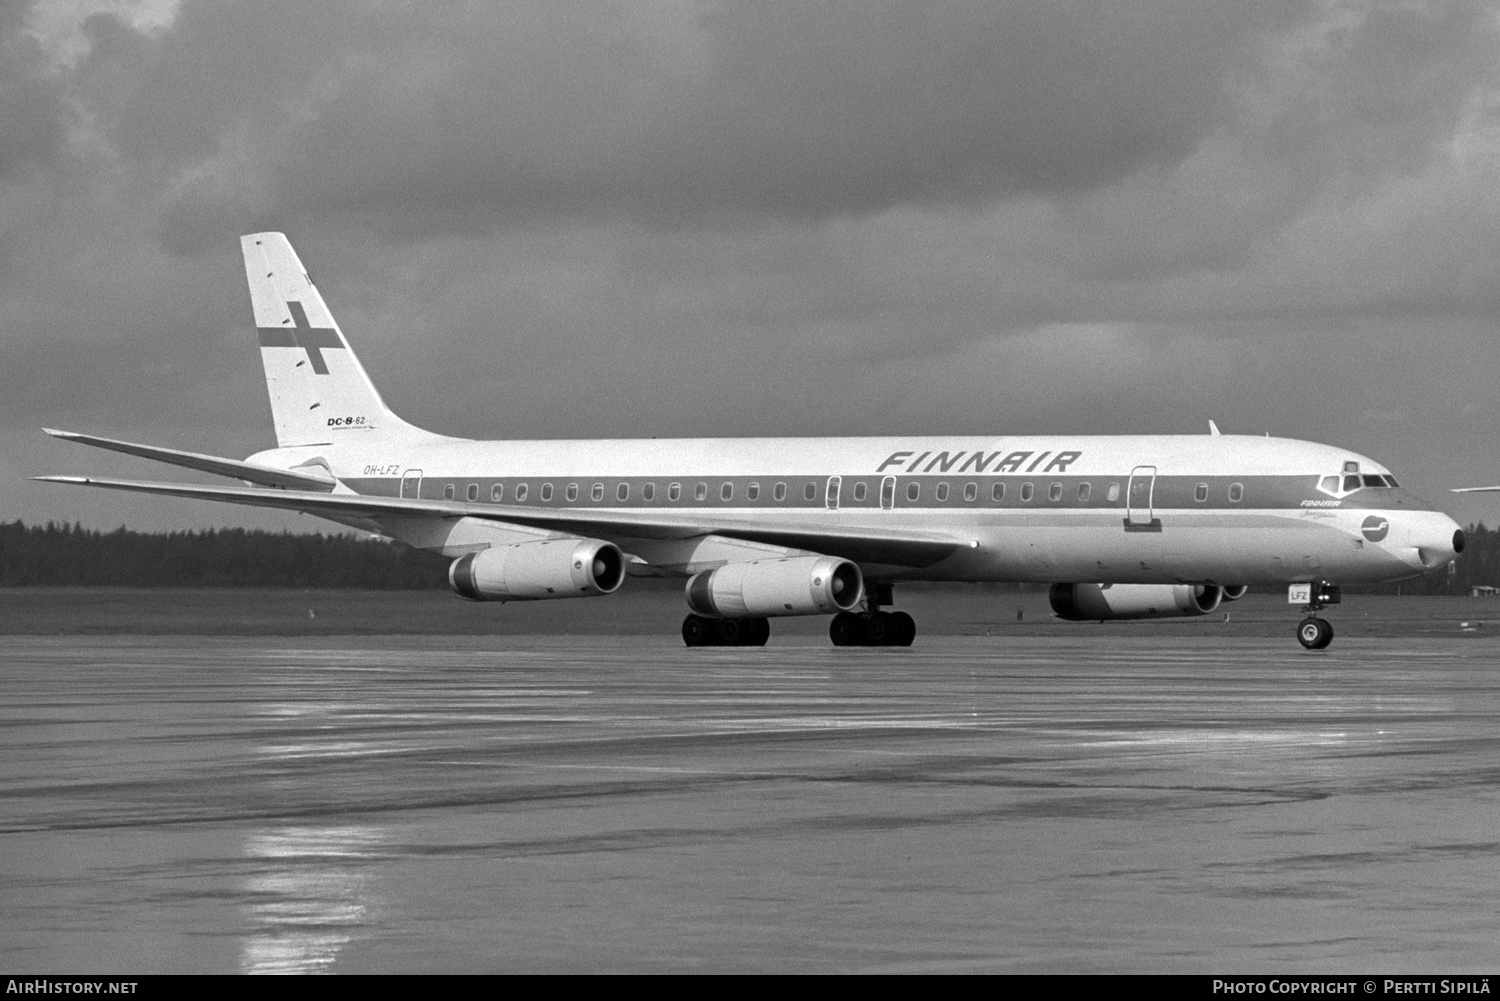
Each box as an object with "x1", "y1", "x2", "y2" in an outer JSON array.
[
  {"x1": 643, "y1": 482, "x2": 655, "y2": 501},
  {"x1": 1228, "y1": 482, "x2": 1244, "y2": 503},
  {"x1": 514, "y1": 483, "x2": 529, "y2": 502},
  {"x1": 1343, "y1": 474, "x2": 1361, "y2": 492},
  {"x1": 721, "y1": 482, "x2": 734, "y2": 501},
  {"x1": 617, "y1": 483, "x2": 629, "y2": 502},
  {"x1": 936, "y1": 482, "x2": 950, "y2": 502},
  {"x1": 1194, "y1": 483, "x2": 1208, "y2": 503},
  {"x1": 853, "y1": 482, "x2": 868, "y2": 502},
  {"x1": 465, "y1": 483, "x2": 478, "y2": 502},
  {"x1": 1048, "y1": 482, "x2": 1062, "y2": 502},
  {"x1": 963, "y1": 482, "x2": 977, "y2": 502},
  {"x1": 668, "y1": 482, "x2": 681, "y2": 502},
  {"x1": 774, "y1": 482, "x2": 787, "y2": 502},
  {"x1": 1106, "y1": 482, "x2": 1120, "y2": 502},
  {"x1": 591, "y1": 483, "x2": 604, "y2": 502},
  {"x1": 695, "y1": 482, "x2": 708, "y2": 501},
  {"x1": 443, "y1": 483, "x2": 456, "y2": 500},
  {"x1": 490, "y1": 484, "x2": 503, "y2": 502},
  {"x1": 1320, "y1": 475, "x2": 1340, "y2": 494},
  {"x1": 1362, "y1": 475, "x2": 1386, "y2": 488},
  {"x1": 907, "y1": 481, "x2": 921, "y2": 501},
  {"x1": 881, "y1": 477, "x2": 896, "y2": 509},
  {"x1": 1384, "y1": 475, "x2": 1400, "y2": 488},
  {"x1": 540, "y1": 483, "x2": 554, "y2": 502},
  {"x1": 566, "y1": 483, "x2": 579, "y2": 502},
  {"x1": 991, "y1": 482, "x2": 1005, "y2": 502},
  {"x1": 1077, "y1": 482, "x2": 1091, "y2": 502},
  {"x1": 804, "y1": 482, "x2": 817, "y2": 501},
  {"x1": 1020, "y1": 482, "x2": 1034, "y2": 502},
  {"x1": 748, "y1": 482, "x2": 760, "y2": 501}
]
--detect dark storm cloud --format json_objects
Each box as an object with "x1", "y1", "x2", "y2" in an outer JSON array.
[
  {"x1": 118, "y1": 0, "x2": 1312, "y2": 245},
  {"x1": 9, "y1": 0, "x2": 1500, "y2": 533},
  {"x1": 0, "y1": 5, "x2": 65, "y2": 184}
]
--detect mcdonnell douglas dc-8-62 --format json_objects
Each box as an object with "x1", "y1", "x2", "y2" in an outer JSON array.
[{"x1": 38, "y1": 233, "x2": 1465, "y2": 649}]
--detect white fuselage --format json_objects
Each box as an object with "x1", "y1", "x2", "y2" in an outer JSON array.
[{"x1": 251, "y1": 431, "x2": 1462, "y2": 586}]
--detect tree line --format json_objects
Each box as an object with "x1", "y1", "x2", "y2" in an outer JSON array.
[
  {"x1": 0, "y1": 519, "x2": 1494, "y2": 593},
  {"x1": 0, "y1": 521, "x2": 450, "y2": 588}
]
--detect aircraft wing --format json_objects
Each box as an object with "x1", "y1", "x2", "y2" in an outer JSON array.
[
  {"x1": 44, "y1": 429, "x2": 336, "y2": 492},
  {"x1": 1451, "y1": 486, "x2": 1500, "y2": 493},
  {"x1": 34, "y1": 476, "x2": 964, "y2": 568}
]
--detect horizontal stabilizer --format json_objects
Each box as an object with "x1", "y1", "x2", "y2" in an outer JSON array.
[
  {"x1": 34, "y1": 476, "x2": 963, "y2": 568},
  {"x1": 43, "y1": 429, "x2": 337, "y2": 492}
]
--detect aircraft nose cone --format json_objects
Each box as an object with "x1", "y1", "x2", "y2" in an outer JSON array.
[
  {"x1": 1405, "y1": 513, "x2": 1464, "y2": 569},
  {"x1": 1378, "y1": 511, "x2": 1463, "y2": 570}
]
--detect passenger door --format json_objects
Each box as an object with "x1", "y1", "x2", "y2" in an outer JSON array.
[{"x1": 1125, "y1": 465, "x2": 1160, "y2": 532}]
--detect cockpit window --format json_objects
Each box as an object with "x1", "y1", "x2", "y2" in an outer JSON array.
[{"x1": 1319, "y1": 470, "x2": 1401, "y2": 498}]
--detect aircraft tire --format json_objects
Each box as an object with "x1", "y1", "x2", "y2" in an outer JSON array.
[
  {"x1": 744, "y1": 618, "x2": 770, "y2": 647},
  {"x1": 864, "y1": 613, "x2": 891, "y2": 645},
  {"x1": 717, "y1": 617, "x2": 743, "y2": 645},
  {"x1": 682, "y1": 613, "x2": 717, "y2": 647},
  {"x1": 830, "y1": 612, "x2": 861, "y2": 646},
  {"x1": 888, "y1": 611, "x2": 916, "y2": 647},
  {"x1": 1296, "y1": 616, "x2": 1334, "y2": 650}
]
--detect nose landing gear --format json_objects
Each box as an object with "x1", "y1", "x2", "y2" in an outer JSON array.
[{"x1": 1292, "y1": 581, "x2": 1341, "y2": 650}]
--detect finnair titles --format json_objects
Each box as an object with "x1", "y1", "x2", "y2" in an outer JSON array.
[{"x1": 38, "y1": 233, "x2": 1465, "y2": 649}]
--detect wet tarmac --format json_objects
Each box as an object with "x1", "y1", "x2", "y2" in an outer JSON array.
[{"x1": 3, "y1": 633, "x2": 1499, "y2": 973}]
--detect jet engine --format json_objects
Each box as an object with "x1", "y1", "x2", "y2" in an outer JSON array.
[
  {"x1": 686, "y1": 556, "x2": 863, "y2": 618},
  {"x1": 1221, "y1": 585, "x2": 1249, "y2": 601},
  {"x1": 450, "y1": 539, "x2": 625, "y2": 601},
  {"x1": 1049, "y1": 583, "x2": 1225, "y2": 621}
]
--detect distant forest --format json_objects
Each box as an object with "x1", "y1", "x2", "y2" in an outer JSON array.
[
  {"x1": 0, "y1": 520, "x2": 1494, "y2": 594},
  {"x1": 0, "y1": 521, "x2": 450, "y2": 589}
]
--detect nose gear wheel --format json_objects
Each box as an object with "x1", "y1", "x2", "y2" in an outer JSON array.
[{"x1": 1297, "y1": 616, "x2": 1333, "y2": 650}]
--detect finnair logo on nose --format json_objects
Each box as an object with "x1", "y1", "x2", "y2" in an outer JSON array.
[{"x1": 1362, "y1": 515, "x2": 1390, "y2": 542}]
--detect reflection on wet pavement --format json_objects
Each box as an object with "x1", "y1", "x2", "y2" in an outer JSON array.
[{"x1": 240, "y1": 826, "x2": 383, "y2": 974}]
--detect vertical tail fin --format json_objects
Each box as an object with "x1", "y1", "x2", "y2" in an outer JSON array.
[{"x1": 241, "y1": 232, "x2": 431, "y2": 447}]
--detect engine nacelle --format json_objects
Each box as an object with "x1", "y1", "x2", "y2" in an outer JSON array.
[
  {"x1": 686, "y1": 556, "x2": 863, "y2": 618},
  {"x1": 450, "y1": 539, "x2": 625, "y2": 601},
  {"x1": 1049, "y1": 583, "x2": 1225, "y2": 621},
  {"x1": 1222, "y1": 585, "x2": 1249, "y2": 601}
]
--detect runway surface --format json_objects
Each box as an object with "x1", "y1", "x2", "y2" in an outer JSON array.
[{"x1": 4, "y1": 633, "x2": 1499, "y2": 973}]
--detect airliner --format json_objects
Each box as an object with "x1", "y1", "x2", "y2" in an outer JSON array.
[{"x1": 37, "y1": 233, "x2": 1464, "y2": 649}]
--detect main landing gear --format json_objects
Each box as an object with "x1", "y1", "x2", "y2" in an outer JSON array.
[
  {"x1": 829, "y1": 610, "x2": 916, "y2": 647},
  {"x1": 681, "y1": 613, "x2": 770, "y2": 647},
  {"x1": 829, "y1": 584, "x2": 916, "y2": 647},
  {"x1": 679, "y1": 584, "x2": 919, "y2": 648},
  {"x1": 1293, "y1": 581, "x2": 1341, "y2": 650}
]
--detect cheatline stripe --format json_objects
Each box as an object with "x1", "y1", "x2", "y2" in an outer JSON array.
[{"x1": 338, "y1": 473, "x2": 1419, "y2": 514}]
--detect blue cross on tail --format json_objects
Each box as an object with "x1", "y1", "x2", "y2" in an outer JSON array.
[{"x1": 256, "y1": 301, "x2": 344, "y2": 375}]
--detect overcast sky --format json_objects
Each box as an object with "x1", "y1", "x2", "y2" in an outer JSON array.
[{"x1": 6, "y1": 0, "x2": 1500, "y2": 534}]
